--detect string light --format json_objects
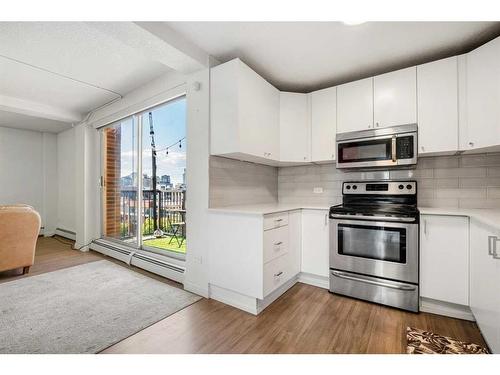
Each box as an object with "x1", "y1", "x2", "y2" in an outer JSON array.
[{"x1": 157, "y1": 137, "x2": 186, "y2": 156}]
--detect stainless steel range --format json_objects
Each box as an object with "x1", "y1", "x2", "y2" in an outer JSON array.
[{"x1": 329, "y1": 180, "x2": 419, "y2": 312}]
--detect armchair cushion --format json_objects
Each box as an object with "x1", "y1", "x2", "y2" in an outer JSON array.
[{"x1": 0, "y1": 205, "x2": 41, "y2": 273}]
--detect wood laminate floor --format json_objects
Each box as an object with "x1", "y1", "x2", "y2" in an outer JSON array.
[{"x1": 0, "y1": 237, "x2": 487, "y2": 354}]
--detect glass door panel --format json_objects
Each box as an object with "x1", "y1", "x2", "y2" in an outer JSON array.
[
  {"x1": 140, "y1": 97, "x2": 187, "y2": 257},
  {"x1": 102, "y1": 117, "x2": 138, "y2": 246}
]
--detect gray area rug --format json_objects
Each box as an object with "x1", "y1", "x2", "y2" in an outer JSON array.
[{"x1": 0, "y1": 260, "x2": 201, "y2": 353}]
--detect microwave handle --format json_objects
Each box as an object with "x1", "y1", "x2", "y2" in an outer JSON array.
[{"x1": 391, "y1": 136, "x2": 397, "y2": 162}]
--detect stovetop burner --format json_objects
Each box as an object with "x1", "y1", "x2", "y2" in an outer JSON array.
[{"x1": 330, "y1": 180, "x2": 419, "y2": 221}]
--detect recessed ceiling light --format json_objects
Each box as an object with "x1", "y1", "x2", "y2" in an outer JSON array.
[{"x1": 342, "y1": 21, "x2": 366, "y2": 26}]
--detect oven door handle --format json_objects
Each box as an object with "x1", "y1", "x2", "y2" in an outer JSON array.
[
  {"x1": 331, "y1": 270, "x2": 417, "y2": 291},
  {"x1": 330, "y1": 214, "x2": 415, "y2": 222}
]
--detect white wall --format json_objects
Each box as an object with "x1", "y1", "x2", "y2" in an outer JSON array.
[
  {"x1": 0, "y1": 126, "x2": 57, "y2": 234},
  {"x1": 184, "y1": 69, "x2": 210, "y2": 297},
  {"x1": 70, "y1": 70, "x2": 187, "y2": 250},
  {"x1": 42, "y1": 132, "x2": 58, "y2": 235},
  {"x1": 56, "y1": 127, "x2": 76, "y2": 233}
]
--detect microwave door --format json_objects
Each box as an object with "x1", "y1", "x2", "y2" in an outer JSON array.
[{"x1": 336, "y1": 135, "x2": 397, "y2": 169}]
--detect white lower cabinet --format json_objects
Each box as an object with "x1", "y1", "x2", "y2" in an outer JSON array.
[
  {"x1": 301, "y1": 209, "x2": 330, "y2": 278},
  {"x1": 420, "y1": 215, "x2": 469, "y2": 305},
  {"x1": 208, "y1": 209, "x2": 301, "y2": 315},
  {"x1": 470, "y1": 219, "x2": 500, "y2": 353},
  {"x1": 208, "y1": 208, "x2": 328, "y2": 314}
]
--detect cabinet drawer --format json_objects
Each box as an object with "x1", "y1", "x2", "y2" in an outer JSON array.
[
  {"x1": 264, "y1": 212, "x2": 289, "y2": 230},
  {"x1": 263, "y1": 253, "x2": 294, "y2": 296},
  {"x1": 263, "y1": 226, "x2": 289, "y2": 264}
]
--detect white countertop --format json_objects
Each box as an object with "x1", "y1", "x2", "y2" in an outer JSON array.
[
  {"x1": 208, "y1": 203, "x2": 330, "y2": 215},
  {"x1": 209, "y1": 204, "x2": 500, "y2": 230},
  {"x1": 419, "y1": 207, "x2": 500, "y2": 230}
]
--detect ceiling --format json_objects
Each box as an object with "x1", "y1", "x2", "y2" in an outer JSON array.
[
  {"x1": 0, "y1": 110, "x2": 70, "y2": 133},
  {"x1": 0, "y1": 22, "x2": 172, "y2": 133},
  {"x1": 168, "y1": 21, "x2": 500, "y2": 92}
]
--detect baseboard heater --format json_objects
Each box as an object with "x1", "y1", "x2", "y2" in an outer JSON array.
[
  {"x1": 55, "y1": 228, "x2": 76, "y2": 241},
  {"x1": 90, "y1": 239, "x2": 185, "y2": 284}
]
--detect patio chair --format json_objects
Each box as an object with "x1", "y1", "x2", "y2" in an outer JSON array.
[{"x1": 168, "y1": 221, "x2": 186, "y2": 247}]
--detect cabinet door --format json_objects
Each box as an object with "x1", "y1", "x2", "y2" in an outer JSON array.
[
  {"x1": 470, "y1": 221, "x2": 500, "y2": 353},
  {"x1": 239, "y1": 61, "x2": 280, "y2": 160},
  {"x1": 311, "y1": 87, "x2": 337, "y2": 162},
  {"x1": 279, "y1": 92, "x2": 311, "y2": 162},
  {"x1": 374, "y1": 67, "x2": 417, "y2": 128},
  {"x1": 417, "y1": 57, "x2": 459, "y2": 155},
  {"x1": 337, "y1": 77, "x2": 373, "y2": 133},
  {"x1": 301, "y1": 209, "x2": 329, "y2": 277},
  {"x1": 288, "y1": 210, "x2": 302, "y2": 277},
  {"x1": 420, "y1": 215, "x2": 469, "y2": 305},
  {"x1": 466, "y1": 37, "x2": 500, "y2": 150}
]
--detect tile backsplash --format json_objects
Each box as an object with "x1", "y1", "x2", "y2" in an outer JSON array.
[
  {"x1": 279, "y1": 153, "x2": 500, "y2": 209},
  {"x1": 210, "y1": 156, "x2": 278, "y2": 207},
  {"x1": 210, "y1": 153, "x2": 500, "y2": 209}
]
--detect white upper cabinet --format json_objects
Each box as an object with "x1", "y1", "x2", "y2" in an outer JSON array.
[
  {"x1": 337, "y1": 77, "x2": 373, "y2": 133},
  {"x1": 210, "y1": 58, "x2": 280, "y2": 164},
  {"x1": 279, "y1": 92, "x2": 311, "y2": 163},
  {"x1": 420, "y1": 215, "x2": 469, "y2": 306},
  {"x1": 311, "y1": 86, "x2": 337, "y2": 162},
  {"x1": 417, "y1": 57, "x2": 459, "y2": 155},
  {"x1": 465, "y1": 37, "x2": 500, "y2": 151},
  {"x1": 373, "y1": 67, "x2": 417, "y2": 128}
]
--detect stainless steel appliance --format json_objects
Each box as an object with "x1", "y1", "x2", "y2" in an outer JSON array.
[
  {"x1": 336, "y1": 124, "x2": 417, "y2": 169},
  {"x1": 329, "y1": 180, "x2": 419, "y2": 312}
]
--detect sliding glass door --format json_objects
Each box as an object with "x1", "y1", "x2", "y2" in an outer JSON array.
[
  {"x1": 100, "y1": 96, "x2": 187, "y2": 258},
  {"x1": 102, "y1": 117, "x2": 139, "y2": 246}
]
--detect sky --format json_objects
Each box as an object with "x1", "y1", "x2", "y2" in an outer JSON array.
[{"x1": 117, "y1": 96, "x2": 187, "y2": 186}]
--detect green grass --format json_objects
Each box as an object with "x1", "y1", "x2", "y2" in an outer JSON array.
[{"x1": 143, "y1": 236, "x2": 186, "y2": 254}]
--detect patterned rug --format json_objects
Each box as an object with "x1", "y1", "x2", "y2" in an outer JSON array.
[{"x1": 406, "y1": 327, "x2": 489, "y2": 354}]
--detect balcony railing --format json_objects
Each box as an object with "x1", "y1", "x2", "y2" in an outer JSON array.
[{"x1": 119, "y1": 188, "x2": 186, "y2": 246}]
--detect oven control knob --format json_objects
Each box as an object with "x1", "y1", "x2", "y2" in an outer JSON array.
[
  {"x1": 352, "y1": 185, "x2": 357, "y2": 190},
  {"x1": 398, "y1": 184, "x2": 404, "y2": 190},
  {"x1": 346, "y1": 185, "x2": 351, "y2": 190},
  {"x1": 406, "y1": 184, "x2": 412, "y2": 190}
]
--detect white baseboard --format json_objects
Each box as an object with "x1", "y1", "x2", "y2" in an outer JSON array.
[
  {"x1": 420, "y1": 297, "x2": 475, "y2": 321},
  {"x1": 298, "y1": 272, "x2": 329, "y2": 289},
  {"x1": 184, "y1": 281, "x2": 209, "y2": 298},
  {"x1": 257, "y1": 276, "x2": 298, "y2": 314},
  {"x1": 210, "y1": 276, "x2": 300, "y2": 315},
  {"x1": 209, "y1": 284, "x2": 258, "y2": 314}
]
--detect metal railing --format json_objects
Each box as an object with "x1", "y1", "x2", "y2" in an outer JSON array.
[{"x1": 119, "y1": 188, "x2": 186, "y2": 240}]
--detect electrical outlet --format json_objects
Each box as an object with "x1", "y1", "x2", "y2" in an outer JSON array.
[{"x1": 313, "y1": 187, "x2": 324, "y2": 194}]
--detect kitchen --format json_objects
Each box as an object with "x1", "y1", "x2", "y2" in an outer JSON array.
[
  {"x1": 207, "y1": 35, "x2": 500, "y2": 354},
  {"x1": 2, "y1": 13, "x2": 500, "y2": 363}
]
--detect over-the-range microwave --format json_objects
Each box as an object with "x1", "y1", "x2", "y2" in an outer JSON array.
[{"x1": 336, "y1": 124, "x2": 417, "y2": 169}]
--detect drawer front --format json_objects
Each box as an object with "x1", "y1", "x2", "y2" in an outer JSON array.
[
  {"x1": 264, "y1": 212, "x2": 289, "y2": 231},
  {"x1": 263, "y1": 253, "x2": 294, "y2": 296},
  {"x1": 263, "y1": 226, "x2": 289, "y2": 264}
]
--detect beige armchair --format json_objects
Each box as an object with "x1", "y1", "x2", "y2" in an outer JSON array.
[{"x1": 0, "y1": 205, "x2": 41, "y2": 274}]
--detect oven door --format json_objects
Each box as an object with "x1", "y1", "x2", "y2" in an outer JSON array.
[{"x1": 329, "y1": 218, "x2": 418, "y2": 283}]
